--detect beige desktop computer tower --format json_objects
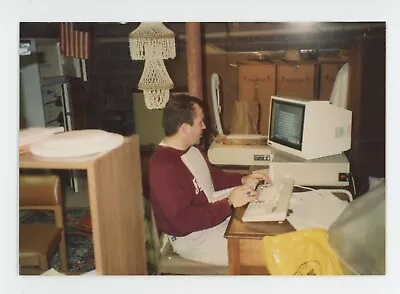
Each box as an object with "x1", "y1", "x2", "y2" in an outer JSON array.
[{"x1": 258, "y1": 150, "x2": 350, "y2": 187}]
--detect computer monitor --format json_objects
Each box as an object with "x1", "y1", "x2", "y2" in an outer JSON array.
[{"x1": 268, "y1": 96, "x2": 352, "y2": 160}]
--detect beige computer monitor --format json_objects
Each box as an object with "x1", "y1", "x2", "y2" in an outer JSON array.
[{"x1": 268, "y1": 96, "x2": 352, "y2": 160}]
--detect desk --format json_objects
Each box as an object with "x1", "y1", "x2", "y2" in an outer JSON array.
[
  {"x1": 224, "y1": 206, "x2": 295, "y2": 275},
  {"x1": 19, "y1": 135, "x2": 147, "y2": 275},
  {"x1": 224, "y1": 189, "x2": 352, "y2": 275}
]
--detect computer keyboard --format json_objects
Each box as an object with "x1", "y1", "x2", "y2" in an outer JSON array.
[{"x1": 242, "y1": 177, "x2": 295, "y2": 222}]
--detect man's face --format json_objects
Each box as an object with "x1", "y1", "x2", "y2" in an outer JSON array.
[{"x1": 187, "y1": 103, "x2": 206, "y2": 145}]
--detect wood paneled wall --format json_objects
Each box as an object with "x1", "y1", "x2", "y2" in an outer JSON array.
[{"x1": 347, "y1": 35, "x2": 385, "y2": 196}]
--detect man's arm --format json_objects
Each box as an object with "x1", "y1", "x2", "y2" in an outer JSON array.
[
  {"x1": 197, "y1": 147, "x2": 270, "y2": 190},
  {"x1": 150, "y1": 162, "x2": 232, "y2": 236},
  {"x1": 208, "y1": 164, "x2": 244, "y2": 191}
]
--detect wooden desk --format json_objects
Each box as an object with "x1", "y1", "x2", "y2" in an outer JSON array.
[
  {"x1": 224, "y1": 206, "x2": 295, "y2": 275},
  {"x1": 224, "y1": 189, "x2": 352, "y2": 275},
  {"x1": 19, "y1": 135, "x2": 147, "y2": 275}
]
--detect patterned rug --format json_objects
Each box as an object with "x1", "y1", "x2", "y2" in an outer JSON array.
[{"x1": 19, "y1": 208, "x2": 95, "y2": 273}]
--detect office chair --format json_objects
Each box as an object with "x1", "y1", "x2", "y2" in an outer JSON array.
[
  {"x1": 149, "y1": 206, "x2": 228, "y2": 275},
  {"x1": 140, "y1": 149, "x2": 227, "y2": 275},
  {"x1": 19, "y1": 174, "x2": 69, "y2": 274}
]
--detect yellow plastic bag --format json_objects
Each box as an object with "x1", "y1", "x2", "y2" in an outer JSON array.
[{"x1": 262, "y1": 228, "x2": 344, "y2": 275}]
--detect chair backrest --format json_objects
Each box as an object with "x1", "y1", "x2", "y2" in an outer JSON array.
[
  {"x1": 19, "y1": 174, "x2": 69, "y2": 273},
  {"x1": 19, "y1": 174, "x2": 64, "y2": 227},
  {"x1": 149, "y1": 205, "x2": 162, "y2": 266}
]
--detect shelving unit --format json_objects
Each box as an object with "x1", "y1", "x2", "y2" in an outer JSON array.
[{"x1": 19, "y1": 135, "x2": 147, "y2": 275}]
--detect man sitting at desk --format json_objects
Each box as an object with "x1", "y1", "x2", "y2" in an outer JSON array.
[{"x1": 149, "y1": 94, "x2": 269, "y2": 266}]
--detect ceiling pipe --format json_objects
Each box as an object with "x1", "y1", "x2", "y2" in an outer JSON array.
[
  {"x1": 177, "y1": 23, "x2": 384, "y2": 39},
  {"x1": 96, "y1": 23, "x2": 385, "y2": 44}
]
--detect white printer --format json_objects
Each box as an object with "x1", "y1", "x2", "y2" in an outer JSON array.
[{"x1": 207, "y1": 134, "x2": 273, "y2": 166}]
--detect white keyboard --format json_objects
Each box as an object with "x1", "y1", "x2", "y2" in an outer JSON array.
[{"x1": 242, "y1": 177, "x2": 295, "y2": 222}]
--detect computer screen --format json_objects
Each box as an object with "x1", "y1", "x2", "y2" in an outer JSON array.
[
  {"x1": 268, "y1": 96, "x2": 352, "y2": 160},
  {"x1": 269, "y1": 99, "x2": 305, "y2": 151}
]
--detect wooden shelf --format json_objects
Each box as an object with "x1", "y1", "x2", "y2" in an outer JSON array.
[
  {"x1": 19, "y1": 135, "x2": 147, "y2": 275},
  {"x1": 20, "y1": 149, "x2": 104, "y2": 170}
]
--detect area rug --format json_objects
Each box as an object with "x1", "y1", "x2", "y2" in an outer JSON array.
[{"x1": 19, "y1": 208, "x2": 95, "y2": 273}]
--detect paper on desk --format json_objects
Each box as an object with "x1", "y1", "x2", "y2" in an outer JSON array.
[{"x1": 287, "y1": 190, "x2": 349, "y2": 231}]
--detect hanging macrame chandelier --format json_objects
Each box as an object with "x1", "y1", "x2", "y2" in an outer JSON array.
[
  {"x1": 138, "y1": 59, "x2": 174, "y2": 109},
  {"x1": 129, "y1": 22, "x2": 176, "y2": 109}
]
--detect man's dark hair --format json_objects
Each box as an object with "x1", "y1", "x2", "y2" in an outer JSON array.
[{"x1": 162, "y1": 94, "x2": 205, "y2": 137}]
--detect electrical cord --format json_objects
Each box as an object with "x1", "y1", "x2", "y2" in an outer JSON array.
[
  {"x1": 349, "y1": 172, "x2": 357, "y2": 197},
  {"x1": 294, "y1": 185, "x2": 354, "y2": 202},
  {"x1": 319, "y1": 189, "x2": 354, "y2": 202},
  {"x1": 294, "y1": 185, "x2": 316, "y2": 191}
]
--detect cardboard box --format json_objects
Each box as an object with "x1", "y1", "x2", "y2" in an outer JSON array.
[
  {"x1": 276, "y1": 64, "x2": 316, "y2": 99},
  {"x1": 319, "y1": 63, "x2": 344, "y2": 100}
]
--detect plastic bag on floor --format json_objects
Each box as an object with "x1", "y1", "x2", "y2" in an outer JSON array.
[
  {"x1": 262, "y1": 228, "x2": 344, "y2": 275},
  {"x1": 328, "y1": 180, "x2": 385, "y2": 275}
]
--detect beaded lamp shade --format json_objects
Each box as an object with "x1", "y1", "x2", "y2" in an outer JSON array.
[
  {"x1": 129, "y1": 22, "x2": 176, "y2": 60},
  {"x1": 138, "y1": 59, "x2": 174, "y2": 109},
  {"x1": 129, "y1": 22, "x2": 176, "y2": 109}
]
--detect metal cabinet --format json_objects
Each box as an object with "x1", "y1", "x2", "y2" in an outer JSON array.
[
  {"x1": 41, "y1": 83, "x2": 65, "y2": 127},
  {"x1": 20, "y1": 38, "x2": 88, "y2": 193}
]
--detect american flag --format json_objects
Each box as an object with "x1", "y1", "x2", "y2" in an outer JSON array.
[{"x1": 60, "y1": 22, "x2": 91, "y2": 59}]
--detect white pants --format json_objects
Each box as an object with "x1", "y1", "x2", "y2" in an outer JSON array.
[{"x1": 167, "y1": 217, "x2": 230, "y2": 266}]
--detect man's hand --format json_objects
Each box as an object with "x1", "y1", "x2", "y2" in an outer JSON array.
[
  {"x1": 241, "y1": 170, "x2": 271, "y2": 189},
  {"x1": 227, "y1": 185, "x2": 258, "y2": 208}
]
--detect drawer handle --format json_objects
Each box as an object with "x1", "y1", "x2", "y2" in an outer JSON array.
[{"x1": 281, "y1": 76, "x2": 309, "y2": 83}]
